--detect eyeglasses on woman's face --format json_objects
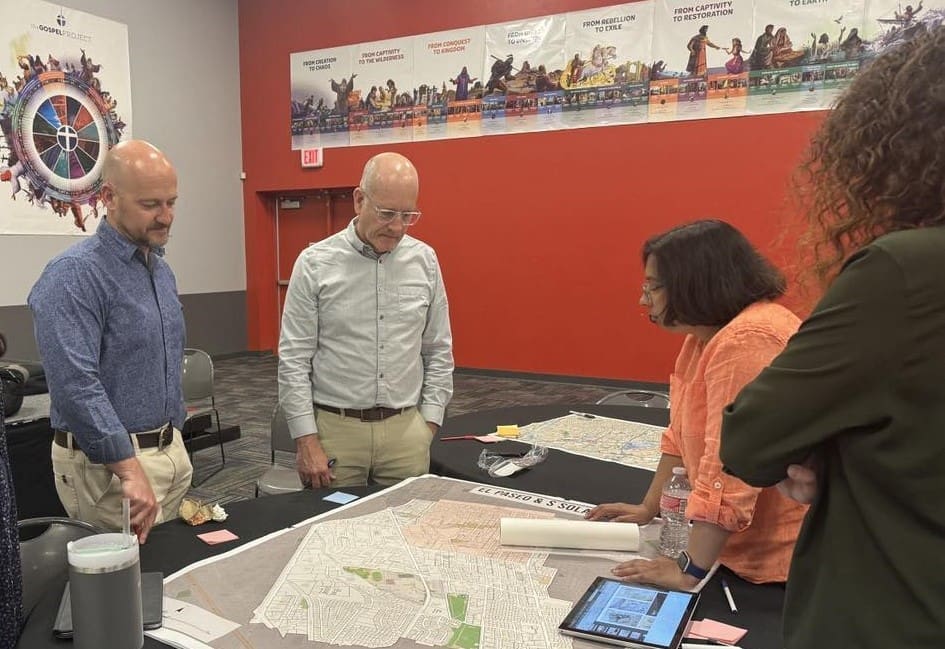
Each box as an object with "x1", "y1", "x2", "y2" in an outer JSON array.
[{"x1": 641, "y1": 281, "x2": 664, "y2": 303}]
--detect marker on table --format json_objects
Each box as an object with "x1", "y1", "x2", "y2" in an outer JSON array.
[
  {"x1": 721, "y1": 578, "x2": 738, "y2": 614},
  {"x1": 568, "y1": 410, "x2": 598, "y2": 419},
  {"x1": 327, "y1": 458, "x2": 337, "y2": 468}
]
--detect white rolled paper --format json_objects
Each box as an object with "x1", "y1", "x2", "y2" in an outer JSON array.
[{"x1": 500, "y1": 518, "x2": 640, "y2": 552}]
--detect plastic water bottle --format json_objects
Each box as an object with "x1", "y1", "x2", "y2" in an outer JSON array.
[{"x1": 659, "y1": 466, "x2": 692, "y2": 558}]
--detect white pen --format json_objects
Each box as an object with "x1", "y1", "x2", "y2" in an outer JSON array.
[
  {"x1": 568, "y1": 410, "x2": 597, "y2": 419},
  {"x1": 721, "y1": 578, "x2": 738, "y2": 614}
]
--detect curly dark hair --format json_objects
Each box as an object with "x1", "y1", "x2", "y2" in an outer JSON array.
[
  {"x1": 799, "y1": 26, "x2": 945, "y2": 286},
  {"x1": 642, "y1": 219, "x2": 786, "y2": 327}
]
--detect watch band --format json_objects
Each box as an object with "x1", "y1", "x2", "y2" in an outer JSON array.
[{"x1": 677, "y1": 550, "x2": 709, "y2": 580}]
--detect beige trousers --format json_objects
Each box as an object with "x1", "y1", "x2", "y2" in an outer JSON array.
[
  {"x1": 51, "y1": 428, "x2": 193, "y2": 531},
  {"x1": 314, "y1": 407, "x2": 433, "y2": 487}
]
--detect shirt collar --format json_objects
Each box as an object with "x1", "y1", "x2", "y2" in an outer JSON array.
[
  {"x1": 96, "y1": 218, "x2": 166, "y2": 264},
  {"x1": 344, "y1": 217, "x2": 397, "y2": 260}
]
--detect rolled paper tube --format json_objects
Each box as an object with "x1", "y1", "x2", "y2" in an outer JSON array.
[{"x1": 500, "y1": 518, "x2": 640, "y2": 552}]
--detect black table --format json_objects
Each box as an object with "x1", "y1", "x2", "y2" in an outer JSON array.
[
  {"x1": 17, "y1": 405, "x2": 786, "y2": 649},
  {"x1": 432, "y1": 404, "x2": 668, "y2": 506},
  {"x1": 434, "y1": 404, "x2": 786, "y2": 649},
  {"x1": 7, "y1": 417, "x2": 67, "y2": 520},
  {"x1": 16, "y1": 485, "x2": 386, "y2": 649}
]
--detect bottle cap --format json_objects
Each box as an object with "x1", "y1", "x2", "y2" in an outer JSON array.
[{"x1": 671, "y1": 466, "x2": 687, "y2": 475}]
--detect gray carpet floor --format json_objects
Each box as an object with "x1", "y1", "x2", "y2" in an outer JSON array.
[{"x1": 184, "y1": 354, "x2": 651, "y2": 505}]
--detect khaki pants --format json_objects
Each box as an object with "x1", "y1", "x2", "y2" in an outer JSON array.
[
  {"x1": 51, "y1": 428, "x2": 193, "y2": 531},
  {"x1": 315, "y1": 407, "x2": 433, "y2": 487}
]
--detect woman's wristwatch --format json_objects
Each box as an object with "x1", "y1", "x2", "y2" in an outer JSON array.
[{"x1": 676, "y1": 550, "x2": 709, "y2": 580}]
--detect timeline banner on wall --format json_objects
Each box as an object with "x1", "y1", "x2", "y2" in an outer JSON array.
[
  {"x1": 412, "y1": 27, "x2": 485, "y2": 142},
  {"x1": 0, "y1": 0, "x2": 132, "y2": 235},
  {"x1": 563, "y1": 3, "x2": 654, "y2": 129},
  {"x1": 288, "y1": 0, "x2": 945, "y2": 150}
]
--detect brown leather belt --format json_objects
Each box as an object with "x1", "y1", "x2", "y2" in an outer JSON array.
[
  {"x1": 315, "y1": 404, "x2": 409, "y2": 422},
  {"x1": 54, "y1": 424, "x2": 174, "y2": 450}
]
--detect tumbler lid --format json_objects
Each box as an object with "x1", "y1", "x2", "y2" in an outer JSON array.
[{"x1": 68, "y1": 533, "x2": 139, "y2": 573}]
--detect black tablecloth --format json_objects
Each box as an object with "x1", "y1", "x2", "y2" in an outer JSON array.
[
  {"x1": 434, "y1": 404, "x2": 786, "y2": 649},
  {"x1": 17, "y1": 404, "x2": 787, "y2": 649},
  {"x1": 16, "y1": 486, "x2": 386, "y2": 649},
  {"x1": 432, "y1": 404, "x2": 668, "y2": 506}
]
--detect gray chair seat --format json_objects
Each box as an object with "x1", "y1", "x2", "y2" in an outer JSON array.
[
  {"x1": 257, "y1": 465, "x2": 304, "y2": 496},
  {"x1": 595, "y1": 389, "x2": 670, "y2": 409},
  {"x1": 256, "y1": 402, "x2": 304, "y2": 497}
]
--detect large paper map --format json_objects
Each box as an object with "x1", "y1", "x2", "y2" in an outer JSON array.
[
  {"x1": 148, "y1": 476, "x2": 647, "y2": 649},
  {"x1": 516, "y1": 414, "x2": 665, "y2": 470}
]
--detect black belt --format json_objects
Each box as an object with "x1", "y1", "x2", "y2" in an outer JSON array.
[
  {"x1": 315, "y1": 404, "x2": 409, "y2": 422},
  {"x1": 54, "y1": 424, "x2": 174, "y2": 450}
]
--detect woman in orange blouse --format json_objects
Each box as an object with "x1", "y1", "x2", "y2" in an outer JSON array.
[{"x1": 587, "y1": 220, "x2": 807, "y2": 588}]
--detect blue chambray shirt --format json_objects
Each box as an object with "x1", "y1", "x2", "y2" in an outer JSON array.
[{"x1": 28, "y1": 218, "x2": 186, "y2": 464}]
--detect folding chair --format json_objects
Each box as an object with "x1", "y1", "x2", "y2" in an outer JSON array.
[
  {"x1": 182, "y1": 348, "x2": 225, "y2": 486},
  {"x1": 255, "y1": 402, "x2": 303, "y2": 497},
  {"x1": 18, "y1": 517, "x2": 104, "y2": 620}
]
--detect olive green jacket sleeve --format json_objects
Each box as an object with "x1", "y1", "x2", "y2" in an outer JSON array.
[{"x1": 720, "y1": 245, "x2": 905, "y2": 486}]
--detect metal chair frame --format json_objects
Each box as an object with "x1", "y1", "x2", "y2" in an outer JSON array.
[{"x1": 182, "y1": 348, "x2": 225, "y2": 486}]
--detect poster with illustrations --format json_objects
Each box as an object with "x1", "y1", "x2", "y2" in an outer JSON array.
[
  {"x1": 411, "y1": 27, "x2": 485, "y2": 142},
  {"x1": 286, "y1": 1, "x2": 937, "y2": 150},
  {"x1": 348, "y1": 37, "x2": 415, "y2": 147},
  {"x1": 650, "y1": 0, "x2": 754, "y2": 122},
  {"x1": 482, "y1": 16, "x2": 567, "y2": 136},
  {"x1": 864, "y1": 0, "x2": 945, "y2": 50},
  {"x1": 1, "y1": 0, "x2": 132, "y2": 235},
  {"x1": 562, "y1": 3, "x2": 654, "y2": 129},
  {"x1": 746, "y1": 0, "x2": 865, "y2": 115},
  {"x1": 289, "y1": 46, "x2": 354, "y2": 150},
  {"x1": 850, "y1": 0, "x2": 945, "y2": 109}
]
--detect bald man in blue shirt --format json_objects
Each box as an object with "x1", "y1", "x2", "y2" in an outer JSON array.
[{"x1": 29, "y1": 140, "x2": 192, "y2": 543}]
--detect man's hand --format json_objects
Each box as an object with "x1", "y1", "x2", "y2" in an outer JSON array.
[
  {"x1": 585, "y1": 502, "x2": 656, "y2": 524},
  {"x1": 426, "y1": 421, "x2": 439, "y2": 435},
  {"x1": 106, "y1": 457, "x2": 158, "y2": 544},
  {"x1": 296, "y1": 434, "x2": 334, "y2": 488}
]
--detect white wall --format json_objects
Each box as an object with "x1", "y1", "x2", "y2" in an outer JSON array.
[{"x1": 0, "y1": 0, "x2": 245, "y2": 305}]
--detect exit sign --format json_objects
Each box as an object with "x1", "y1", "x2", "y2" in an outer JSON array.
[{"x1": 301, "y1": 147, "x2": 324, "y2": 168}]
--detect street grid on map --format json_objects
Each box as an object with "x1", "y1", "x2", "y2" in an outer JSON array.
[
  {"x1": 516, "y1": 414, "x2": 665, "y2": 470},
  {"x1": 154, "y1": 476, "x2": 645, "y2": 649}
]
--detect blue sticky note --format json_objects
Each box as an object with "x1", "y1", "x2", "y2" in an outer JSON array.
[{"x1": 323, "y1": 491, "x2": 359, "y2": 505}]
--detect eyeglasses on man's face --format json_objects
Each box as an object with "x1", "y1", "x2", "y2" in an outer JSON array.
[
  {"x1": 641, "y1": 281, "x2": 664, "y2": 302},
  {"x1": 359, "y1": 187, "x2": 422, "y2": 226}
]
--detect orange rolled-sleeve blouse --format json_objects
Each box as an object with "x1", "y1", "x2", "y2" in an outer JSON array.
[{"x1": 660, "y1": 302, "x2": 808, "y2": 583}]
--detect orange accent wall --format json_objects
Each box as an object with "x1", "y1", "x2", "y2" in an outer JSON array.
[{"x1": 238, "y1": 0, "x2": 825, "y2": 382}]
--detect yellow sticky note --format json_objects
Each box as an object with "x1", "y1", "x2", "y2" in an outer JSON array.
[{"x1": 496, "y1": 425, "x2": 520, "y2": 438}]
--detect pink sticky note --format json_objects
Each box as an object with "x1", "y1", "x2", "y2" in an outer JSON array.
[
  {"x1": 686, "y1": 619, "x2": 748, "y2": 645},
  {"x1": 197, "y1": 529, "x2": 239, "y2": 545}
]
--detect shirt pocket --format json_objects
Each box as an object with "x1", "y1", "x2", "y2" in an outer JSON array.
[{"x1": 395, "y1": 287, "x2": 430, "y2": 334}]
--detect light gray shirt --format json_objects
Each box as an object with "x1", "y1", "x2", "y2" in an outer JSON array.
[{"x1": 278, "y1": 218, "x2": 454, "y2": 439}]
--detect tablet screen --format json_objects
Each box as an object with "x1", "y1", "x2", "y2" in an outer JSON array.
[{"x1": 559, "y1": 577, "x2": 699, "y2": 648}]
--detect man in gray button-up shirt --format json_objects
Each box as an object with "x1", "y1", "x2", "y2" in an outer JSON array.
[{"x1": 278, "y1": 152, "x2": 454, "y2": 488}]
